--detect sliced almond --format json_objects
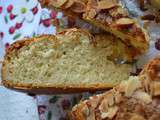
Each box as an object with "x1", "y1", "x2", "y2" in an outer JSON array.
[
  {"x1": 101, "y1": 106, "x2": 118, "y2": 119},
  {"x1": 81, "y1": 104, "x2": 90, "y2": 117},
  {"x1": 115, "y1": 18, "x2": 135, "y2": 27},
  {"x1": 125, "y1": 76, "x2": 141, "y2": 97},
  {"x1": 107, "y1": 94, "x2": 114, "y2": 106},
  {"x1": 70, "y1": 1, "x2": 86, "y2": 13},
  {"x1": 114, "y1": 92, "x2": 123, "y2": 104},
  {"x1": 129, "y1": 114, "x2": 145, "y2": 120},
  {"x1": 50, "y1": 0, "x2": 68, "y2": 8},
  {"x1": 97, "y1": 0, "x2": 118, "y2": 10},
  {"x1": 99, "y1": 99, "x2": 109, "y2": 113},
  {"x1": 63, "y1": 0, "x2": 75, "y2": 9},
  {"x1": 109, "y1": 7, "x2": 128, "y2": 18},
  {"x1": 89, "y1": 96, "x2": 101, "y2": 108},
  {"x1": 118, "y1": 80, "x2": 128, "y2": 92},
  {"x1": 133, "y1": 90, "x2": 152, "y2": 104}
]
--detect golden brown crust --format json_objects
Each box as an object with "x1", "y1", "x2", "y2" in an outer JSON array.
[
  {"x1": 83, "y1": 0, "x2": 149, "y2": 54},
  {"x1": 2, "y1": 79, "x2": 113, "y2": 94},
  {"x1": 140, "y1": 57, "x2": 160, "y2": 96}
]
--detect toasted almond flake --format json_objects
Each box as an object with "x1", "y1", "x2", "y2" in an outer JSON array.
[
  {"x1": 133, "y1": 90, "x2": 152, "y2": 104},
  {"x1": 97, "y1": 0, "x2": 118, "y2": 10},
  {"x1": 125, "y1": 76, "x2": 141, "y2": 97},
  {"x1": 101, "y1": 106, "x2": 118, "y2": 119},
  {"x1": 115, "y1": 18, "x2": 135, "y2": 26},
  {"x1": 118, "y1": 80, "x2": 128, "y2": 92},
  {"x1": 70, "y1": 1, "x2": 86, "y2": 13},
  {"x1": 101, "y1": 112, "x2": 109, "y2": 119},
  {"x1": 81, "y1": 104, "x2": 90, "y2": 116},
  {"x1": 107, "y1": 94, "x2": 114, "y2": 106},
  {"x1": 114, "y1": 92, "x2": 122, "y2": 103},
  {"x1": 99, "y1": 99, "x2": 109, "y2": 113},
  {"x1": 89, "y1": 96, "x2": 100, "y2": 108},
  {"x1": 129, "y1": 114, "x2": 145, "y2": 120},
  {"x1": 51, "y1": 0, "x2": 68, "y2": 8},
  {"x1": 99, "y1": 93, "x2": 117, "y2": 116},
  {"x1": 63, "y1": 0, "x2": 75, "y2": 9},
  {"x1": 109, "y1": 7, "x2": 128, "y2": 18}
]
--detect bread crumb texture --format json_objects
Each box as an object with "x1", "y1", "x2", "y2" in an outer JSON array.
[{"x1": 9, "y1": 32, "x2": 131, "y2": 86}]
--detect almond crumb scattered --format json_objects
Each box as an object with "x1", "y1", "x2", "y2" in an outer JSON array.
[{"x1": 63, "y1": 0, "x2": 74, "y2": 9}]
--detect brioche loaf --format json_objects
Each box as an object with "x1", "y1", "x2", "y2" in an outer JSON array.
[
  {"x1": 41, "y1": 0, "x2": 150, "y2": 60},
  {"x1": 71, "y1": 76, "x2": 160, "y2": 120},
  {"x1": 2, "y1": 29, "x2": 132, "y2": 93}
]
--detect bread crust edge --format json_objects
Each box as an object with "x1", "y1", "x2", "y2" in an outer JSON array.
[{"x1": 1, "y1": 34, "x2": 116, "y2": 94}]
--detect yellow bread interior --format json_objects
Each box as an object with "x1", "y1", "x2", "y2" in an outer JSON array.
[{"x1": 4, "y1": 30, "x2": 132, "y2": 87}]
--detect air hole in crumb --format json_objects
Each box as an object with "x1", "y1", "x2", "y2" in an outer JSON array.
[{"x1": 63, "y1": 51, "x2": 66, "y2": 55}]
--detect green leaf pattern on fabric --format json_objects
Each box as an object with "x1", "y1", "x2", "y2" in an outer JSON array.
[
  {"x1": 13, "y1": 33, "x2": 21, "y2": 40},
  {"x1": 47, "y1": 111, "x2": 52, "y2": 120},
  {"x1": 49, "y1": 96, "x2": 60, "y2": 104},
  {"x1": 4, "y1": 16, "x2": 8, "y2": 24}
]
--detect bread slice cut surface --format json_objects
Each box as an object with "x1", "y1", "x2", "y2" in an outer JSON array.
[{"x1": 2, "y1": 29, "x2": 132, "y2": 93}]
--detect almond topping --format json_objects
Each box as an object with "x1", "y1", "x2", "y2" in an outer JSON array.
[
  {"x1": 118, "y1": 80, "x2": 128, "y2": 92},
  {"x1": 81, "y1": 104, "x2": 90, "y2": 116},
  {"x1": 99, "y1": 99, "x2": 109, "y2": 113},
  {"x1": 114, "y1": 92, "x2": 122, "y2": 104},
  {"x1": 97, "y1": 0, "x2": 118, "y2": 10},
  {"x1": 129, "y1": 114, "x2": 146, "y2": 120},
  {"x1": 70, "y1": 1, "x2": 86, "y2": 13},
  {"x1": 125, "y1": 76, "x2": 141, "y2": 97},
  {"x1": 115, "y1": 18, "x2": 135, "y2": 27},
  {"x1": 133, "y1": 91, "x2": 152, "y2": 104},
  {"x1": 101, "y1": 106, "x2": 118, "y2": 119},
  {"x1": 63, "y1": 0, "x2": 75, "y2": 9},
  {"x1": 50, "y1": 0, "x2": 68, "y2": 8},
  {"x1": 109, "y1": 7, "x2": 128, "y2": 18},
  {"x1": 89, "y1": 96, "x2": 100, "y2": 108}
]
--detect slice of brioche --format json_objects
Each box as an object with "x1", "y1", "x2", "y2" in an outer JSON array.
[
  {"x1": 1, "y1": 29, "x2": 132, "y2": 94},
  {"x1": 71, "y1": 76, "x2": 160, "y2": 120},
  {"x1": 41, "y1": 0, "x2": 150, "y2": 60},
  {"x1": 140, "y1": 57, "x2": 160, "y2": 96},
  {"x1": 83, "y1": 0, "x2": 149, "y2": 55}
]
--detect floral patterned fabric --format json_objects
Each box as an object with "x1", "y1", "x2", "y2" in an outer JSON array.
[
  {"x1": 0, "y1": 0, "x2": 63, "y2": 47},
  {"x1": 0, "y1": 0, "x2": 160, "y2": 120}
]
